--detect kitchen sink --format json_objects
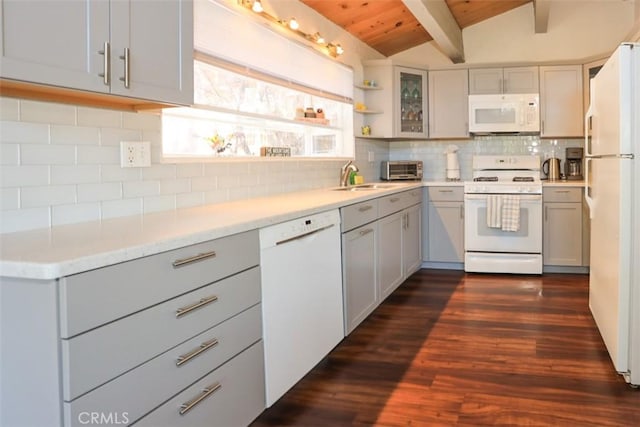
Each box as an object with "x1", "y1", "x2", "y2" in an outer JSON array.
[{"x1": 332, "y1": 184, "x2": 395, "y2": 191}]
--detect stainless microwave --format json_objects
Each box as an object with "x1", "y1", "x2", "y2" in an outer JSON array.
[
  {"x1": 380, "y1": 161, "x2": 423, "y2": 181},
  {"x1": 468, "y1": 93, "x2": 540, "y2": 133}
]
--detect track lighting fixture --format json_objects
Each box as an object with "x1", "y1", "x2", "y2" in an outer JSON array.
[{"x1": 239, "y1": 0, "x2": 344, "y2": 58}]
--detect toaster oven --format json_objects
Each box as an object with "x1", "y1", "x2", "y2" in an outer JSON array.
[{"x1": 380, "y1": 161, "x2": 423, "y2": 181}]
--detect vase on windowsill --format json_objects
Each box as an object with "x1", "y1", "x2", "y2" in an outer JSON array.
[{"x1": 205, "y1": 134, "x2": 231, "y2": 155}]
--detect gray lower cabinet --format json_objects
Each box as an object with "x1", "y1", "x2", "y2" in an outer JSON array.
[
  {"x1": 0, "y1": 230, "x2": 265, "y2": 427},
  {"x1": 426, "y1": 186, "x2": 465, "y2": 263},
  {"x1": 543, "y1": 187, "x2": 584, "y2": 266},
  {"x1": 342, "y1": 221, "x2": 378, "y2": 334},
  {"x1": 378, "y1": 211, "x2": 405, "y2": 299},
  {"x1": 403, "y1": 203, "x2": 422, "y2": 276},
  {"x1": 135, "y1": 341, "x2": 265, "y2": 427},
  {"x1": 340, "y1": 188, "x2": 422, "y2": 335}
]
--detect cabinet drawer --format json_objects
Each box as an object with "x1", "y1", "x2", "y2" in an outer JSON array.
[
  {"x1": 59, "y1": 230, "x2": 259, "y2": 338},
  {"x1": 428, "y1": 186, "x2": 464, "y2": 202},
  {"x1": 404, "y1": 188, "x2": 423, "y2": 207},
  {"x1": 543, "y1": 187, "x2": 582, "y2": 203},
  {"x1": 61, "y1": 267, "x2": 260, "y2": 401},
  {"x1": 63, "y1": 304, "x2": 262, "y2": 427},
  {"x1": 135, "y1": 342, "x2": 265, "y2": 427},
  {"x1": 341, "y1": 199, "x2": 378, "y2": 232},
  {"x1": 378, "y1": 191, "x2": 410, "y2": 217}
]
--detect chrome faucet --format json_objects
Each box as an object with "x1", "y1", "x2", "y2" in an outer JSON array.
[{"x1": 340, "y1": 160, "x2": 359, "y2": 187}]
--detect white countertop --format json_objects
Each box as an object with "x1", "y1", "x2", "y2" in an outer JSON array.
[
  {"x1": 0, "y1": 182, "x2": 422, "y2": 280},
  {"x1": 0, "y1": 179, "x2": 588, "y2": 280}
]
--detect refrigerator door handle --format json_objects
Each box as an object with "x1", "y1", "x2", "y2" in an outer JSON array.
[
  {"x1": 584, "y1": 105, "x2": 595, "y2": 219},
  {"x1": 584, "y1": 157, "x2": 595, "y2": 219},
  {"x1": 585, "y1": 78, "x2": 595, "y2": 157}
]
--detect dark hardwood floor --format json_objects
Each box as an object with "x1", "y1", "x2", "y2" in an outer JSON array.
[{"x1": 251, "y1": 269, "x2": 640, "y2": 426}]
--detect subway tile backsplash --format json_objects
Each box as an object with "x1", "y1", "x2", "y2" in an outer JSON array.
[
  {"x1": 0, "y1": 98, "x2": 349, "y2": 233},
  {"x1": 0, "y1": 97, "x2": 584, "y2": 234},
  {"x1": 390, "y1": 136, "x2": 583, "y2": 181}
]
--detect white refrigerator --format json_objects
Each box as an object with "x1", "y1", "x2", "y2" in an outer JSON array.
[{"x1": 585, "y1": 42, "x2": 639, "y2": 387}]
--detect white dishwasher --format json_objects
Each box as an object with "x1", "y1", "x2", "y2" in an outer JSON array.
[{"x1": 259, "y1": 209, "x2": 344, "y2": 407}]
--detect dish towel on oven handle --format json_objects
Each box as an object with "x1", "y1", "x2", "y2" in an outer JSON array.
[
  {"x1": 486, "y1": 195, "x2": 502, "y2": 228},
  {"x1": 501, "y1": 195, "x2": 520, "y2": 232}
]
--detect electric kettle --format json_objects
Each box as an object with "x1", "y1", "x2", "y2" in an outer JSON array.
[{"x1": 542, "y1": 158, "x2": 561, "y2": 181}]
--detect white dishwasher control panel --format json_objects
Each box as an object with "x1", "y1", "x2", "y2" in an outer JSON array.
[{"x1": 260, "y1": 210, "x2": 341, "y2": 249}]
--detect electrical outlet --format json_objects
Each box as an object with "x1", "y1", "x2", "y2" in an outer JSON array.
[
  {"x1": 368, "y1": 151, "x2": 375, "y2": 162},
  {"x1": 120, "y1": 141, "x2": 151, "y2": 168}
]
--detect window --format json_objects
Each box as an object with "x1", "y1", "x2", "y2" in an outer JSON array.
[
  {"x1": 163, "y1": 59, "x2": 353, "y2": 158},
  {"x1": 162, "y1": 1, "x2": 354, "y2": 160}
]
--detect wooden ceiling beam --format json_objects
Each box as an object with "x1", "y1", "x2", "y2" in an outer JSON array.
[
  {"x1": 402, "y1": 0, "x2": 465, "y2": 63},
  {"x1": 534, "y1": 0, "x2": 551, "y2": 33}
]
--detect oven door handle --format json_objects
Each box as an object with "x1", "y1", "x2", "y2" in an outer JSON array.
[{"x1": 464, "y1": 194, "x2": 542, "y2": 201}]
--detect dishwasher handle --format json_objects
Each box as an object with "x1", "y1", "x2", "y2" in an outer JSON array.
[{"x1": 276, "y1": 224, "x2": 336, "y2": 246}]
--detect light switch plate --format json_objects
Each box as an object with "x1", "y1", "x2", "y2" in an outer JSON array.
[{"x1": 120, "y1": 141, "x2": 151, "y2": 168}]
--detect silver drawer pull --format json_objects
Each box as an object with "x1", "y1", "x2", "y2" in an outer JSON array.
[
  {"x1": 359, "y1": 228, "x2": 374, "y2": 236},
  {"x1": 179, "y1": 382, "x2": 222, "y2": 415},
  {"x1": 389, "y1": 197, "x2": 400, "y2": 203},
  {"x1": 176, "y1": 338, "x2": 219, "y2": 367},
  {"x1": 555, "y1": 190, "x2": 570, "y2": 193},
  {"x1": 172, "y1": 251, "x2": 217, "y2": 268},
  {"x1": 358, "y1": 205, "x2": 373, "y2": 212},
  {"x1": 438, "y1": 189, "x2": 453, "y2": 193},
  {"x1": 176, "y1": 295, "x2": 218, "y2": 318}
]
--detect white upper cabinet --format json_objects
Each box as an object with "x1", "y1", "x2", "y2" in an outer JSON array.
[
  {"x1": 469, "y1": 66, "x2": 539, "y2": 94},
  {"x1": 428, "y1": 69, "x2": 469, "y2": 139},
  {"x1": 109, "y1": 0, "x2": 193, "y2": 104},
  {"x1": 394, "y1": 66, "x2": 428, "y2": 138},
  {"x1": 0, "y1": 0, "x2": 193, "y2": 106},
  {"x1": 0, "y1": 0, "x2": 109, "y2": 93},
  {"x1": 539, "y1": 65, "x2": 584, "y2": 137},
  {"x1": 360, "y1": 62, "x2": 428, "y2": 138}
]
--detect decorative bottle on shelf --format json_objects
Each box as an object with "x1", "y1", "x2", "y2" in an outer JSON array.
[{"x1": 401, "y1": 80, "x2": 410, "y2": 100}]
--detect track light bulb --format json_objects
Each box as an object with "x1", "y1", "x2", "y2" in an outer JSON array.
[
  {"x1": 288, "y1": 18, "x2": 299, "y2": 30},
  {"x1": 252, "y1": 0, "x2": 263, "y2": 13}
]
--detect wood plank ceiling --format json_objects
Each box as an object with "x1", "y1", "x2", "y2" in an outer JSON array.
[{"x1": 301, "y1": 0, "x2": 532, "y2": 57}]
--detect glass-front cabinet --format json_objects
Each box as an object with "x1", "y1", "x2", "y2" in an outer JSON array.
[
  {"x1": 357, "y1": 61, "x2": 428, "y2": 139},
  {"x1": 394, "y1": 67, "x2": 428, "y2": 138}
]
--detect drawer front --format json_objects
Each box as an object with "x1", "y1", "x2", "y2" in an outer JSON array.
[
  {"x1": 404, "y1": 188, "x2": 423, "y2": 207},
  {"x1": 543, "y1": 187, "x2": 582, "y2": 203},
  {"x1": 59, "y1": 230, "x2": 259, "y2": 338},
  {"x1": 135, "y1": 342, "x2": 265, "y2": 427},
  {"x1": 61, "y1": 267, "x2": 261, "y2": 401},
  {"x1": 378, "y1": 191, "x2": 409, "y2": 218},
  {"x1": 341, "y1": 199, "x2": 378, "y2": 232},
  {"x1": 428, "y1": 186, "x2": 464, "y2": 202},
  {"x1": 63, "y1": 305, "x2": 262, "y2": 427}
]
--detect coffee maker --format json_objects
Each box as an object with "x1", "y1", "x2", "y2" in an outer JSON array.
[{"x1": 565, "y1": 147, "x2": 584, "y2": 180}]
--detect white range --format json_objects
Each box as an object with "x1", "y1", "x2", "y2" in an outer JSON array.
[{"x1": 464, "y1": 155, "x2": 543, "y2": 274}]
